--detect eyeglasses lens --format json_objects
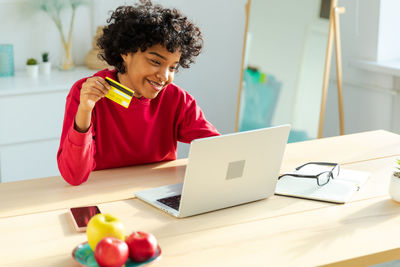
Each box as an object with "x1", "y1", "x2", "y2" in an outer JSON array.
[
  {"x1": 332, "y1": 165, "x2": 340, "y2": 178},
  {"x1": 317, "y1": 172, "x2": 330, "y2": 185}
]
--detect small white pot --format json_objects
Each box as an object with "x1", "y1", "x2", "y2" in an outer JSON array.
[
  {"x1": 40, "y1": 62, "x2": 51, "y2": 75},
  {"x1": 389, "y1": 173, "x2": 400, "y2": 202},
  {"x1": 26, "y1": 65, "x2": 39, "y2": 78}
]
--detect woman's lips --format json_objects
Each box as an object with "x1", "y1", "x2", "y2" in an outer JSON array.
[{"x1": 148, "y1": 79, "x2": 164, "y2": 91}]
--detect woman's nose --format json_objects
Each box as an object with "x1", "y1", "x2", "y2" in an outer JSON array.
[{"x1": 156, "y1": 67, "x2": 169, "y2": 83}]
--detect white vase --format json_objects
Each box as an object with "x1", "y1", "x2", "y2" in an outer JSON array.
[
  {"x1": 389, "y1": 173, "x2": 400, "y2": 202},
  {"x1": 26, "y1": 65, "x2": 39, "y2": 78},
  {"x1": 40, "y1": 62, "x2": 51, "y2": 75}
]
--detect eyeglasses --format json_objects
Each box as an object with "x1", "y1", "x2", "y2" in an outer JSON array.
[{"x1": 278, "y1": 162, "x2": 340, "y2": 186}]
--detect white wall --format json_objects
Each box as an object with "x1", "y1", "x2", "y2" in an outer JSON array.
[
  {"x1": 377, "y1": 0, "x2": 400, "y2": 61},
  {"x1": 0, "y1": 0, "x2": 92, "y2": 70},
  {"x1": 323, "y1": 0, "x2": 398, "y2": 137}
]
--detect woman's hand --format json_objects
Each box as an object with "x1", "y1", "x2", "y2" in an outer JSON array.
[
  {"x1": 79, "y1": 77, "x2": 111, "y2": 112},
  {"x1": 75, "y1": 77, "x2": 111, "y2": 133}
]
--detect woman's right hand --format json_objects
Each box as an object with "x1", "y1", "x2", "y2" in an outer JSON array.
[
  {"x1": 79, "y1": 77, "x2": 111, "y2": 112},
  {"x1": 75, "y1": 77, "x2": 111, "y2": 133}
]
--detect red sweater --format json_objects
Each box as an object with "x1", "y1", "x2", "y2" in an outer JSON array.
[{"x1": 57, "y1": 69, "x2": 219, "y2": 185}]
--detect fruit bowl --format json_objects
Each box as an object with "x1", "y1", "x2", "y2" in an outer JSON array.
[{"x1": 72, "y1": 241, "x2": 162, "y2": 267}]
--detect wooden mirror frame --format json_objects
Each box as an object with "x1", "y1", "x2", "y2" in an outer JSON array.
[
  {"x1": 235, "y1": 0, "x2": 345, "y2": 139},
  {"x1": 235, "y1": 0, "x2": 251, "y2": 133},
  {"x1": 318, "y1": 0, "x2": 345, "y2": 138}
]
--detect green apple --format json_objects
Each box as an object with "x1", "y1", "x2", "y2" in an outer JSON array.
[{"x1": 86, "y1": 213, "x2": 126, "y2": 251}]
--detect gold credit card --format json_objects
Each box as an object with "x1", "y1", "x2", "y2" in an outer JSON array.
[{"x1": 104, "y1": 77, "x2": 135, "y2": 108}]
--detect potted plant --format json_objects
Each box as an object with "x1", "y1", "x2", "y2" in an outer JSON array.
[
  {"x1": 389, "y1": 159, "x2": 400, "y2": 202},
  {"x1": 40, "y1": 52, "x2": 51, "y2": 75},
  {"x1": 26, "y1": 58, "x2": 39, "y2": 78}
]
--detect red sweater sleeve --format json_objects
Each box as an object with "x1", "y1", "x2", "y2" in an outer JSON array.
[
  {"x1": 177, "y1": 92, "x2": 220, "y2": 143},
  {"x1": 57, "y1": 79, "x2": 96, "y2": 186}
]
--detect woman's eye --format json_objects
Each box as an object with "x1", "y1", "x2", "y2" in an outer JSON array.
[
  {"x1": 151, "y1": 59, "x2": 160, "y2": 65},
  {"x1": 170, "y1": 66, "x2": 177, "y2": 71}
]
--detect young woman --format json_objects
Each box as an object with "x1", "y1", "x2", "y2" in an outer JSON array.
[{"x1": 57, "y1": 1, "x2": 219, "y2": 186}]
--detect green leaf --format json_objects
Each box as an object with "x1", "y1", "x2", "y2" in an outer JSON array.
[
  {"x1": 70, "y1": 0, "x2": 88, "y2": 9},
  {"x1": 42, "y1": 52, "x2": 49, "y2": 62},
  {"x1": 26, "y1": 58, "x2": 38, "y2": 65}
]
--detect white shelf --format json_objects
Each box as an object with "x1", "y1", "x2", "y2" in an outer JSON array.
[
  {"x1": 0, "y1": 66, "x2": 96, "y2": 97},
  {"x1": 0, "y1": 66, "x2": 100, "y2": 182},
  {"x1": 350, "y1": 59, "x2": 400, "y2": 77}
]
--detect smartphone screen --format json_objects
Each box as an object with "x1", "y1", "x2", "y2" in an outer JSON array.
[{"x1": 70, "y1": 206, "x2": 101, "y2": 231}]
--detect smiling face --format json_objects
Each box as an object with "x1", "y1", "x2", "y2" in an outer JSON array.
[{"x1": 118, "y1": 44, "x2": 181, "y2": 99}]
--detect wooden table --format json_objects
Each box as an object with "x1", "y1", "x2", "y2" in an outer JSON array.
[
  {"x1": 1, "y1": 129, "x2": 399, "y2": 219},
  {"x1": 1, "y1": 130, "x2": 400, "y2": 266}
]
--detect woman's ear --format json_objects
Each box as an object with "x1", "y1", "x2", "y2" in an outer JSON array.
[{"x1": 121, "y1": 53, "x2": 128, "y2": 62}]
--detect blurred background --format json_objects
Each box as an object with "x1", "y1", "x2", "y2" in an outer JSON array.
[{"x1": 0, "y1": 0, "x2": 399, "y2": 182}]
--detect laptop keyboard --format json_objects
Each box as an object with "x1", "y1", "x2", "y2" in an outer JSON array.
[{"x1": 157, "y1": 195, "x2": 181, "y2": 211}]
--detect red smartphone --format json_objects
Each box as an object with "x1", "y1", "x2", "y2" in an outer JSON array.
[{"x1": 69, "y1": 206, "x2": 101, "y2": 232}]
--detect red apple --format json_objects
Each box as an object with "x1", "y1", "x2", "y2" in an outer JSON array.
[
  {"x1": 125, "y1": 231, "x2": 158, "y2": 262},
  {"x1": 94, "y1": 237, "x2": 129, "y2": 267}
]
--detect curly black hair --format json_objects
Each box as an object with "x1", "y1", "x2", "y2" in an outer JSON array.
[{"x1": 97, "y1": 0, "x2": 204, "y2": 74}]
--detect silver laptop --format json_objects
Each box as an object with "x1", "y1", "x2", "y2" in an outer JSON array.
[{"x1": 135, "y1": 124, "x2": 291, "y2": 218}]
